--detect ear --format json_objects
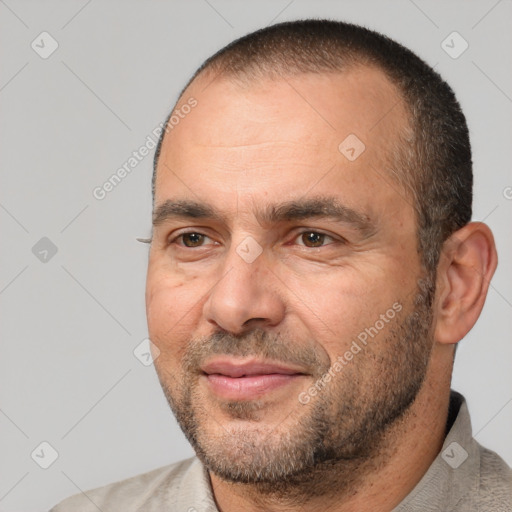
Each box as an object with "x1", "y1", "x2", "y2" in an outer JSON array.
[{"x1": 434, "y1": 222, "x2": 498, "y2": 344}]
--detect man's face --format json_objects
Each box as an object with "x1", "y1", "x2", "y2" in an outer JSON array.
[{"x1": 146, "y1": 67, "x2": 434, "y2": 485}]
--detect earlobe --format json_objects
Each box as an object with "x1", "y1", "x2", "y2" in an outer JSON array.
[{"x1": 434, "y1": 222, "x2": 498, "y2": 345}]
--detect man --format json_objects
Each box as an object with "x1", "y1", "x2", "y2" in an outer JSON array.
[{"x1": 51, "y1": 19, "x2": 511, "y2": 511}]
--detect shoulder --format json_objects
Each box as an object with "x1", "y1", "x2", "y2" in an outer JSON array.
[
  {"x1": 49, "y1": 457, "x2": 203, "y2": 512},
  {"x1": 476, "y1": 445, "x2": 512, "y2": 508}
]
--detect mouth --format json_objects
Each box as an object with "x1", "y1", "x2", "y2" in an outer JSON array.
[{"x1": 200, "y1": 358, "x2": 308, "y2": 400}]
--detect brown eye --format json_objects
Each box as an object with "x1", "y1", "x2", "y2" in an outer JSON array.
[
  {"x1": 300, "y1": 232, "x2": 327, "y2": 247},
  {"x1": 181, "y1": 233, "x2": 205, "y2": 247}
]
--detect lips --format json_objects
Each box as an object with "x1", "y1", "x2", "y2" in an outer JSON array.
[
  {"x1": 201, "y1": 359, "x2": 305, "y2": 377},
  {"x1": 200, "y1": 358, "x2": 307, "y2": 400}
]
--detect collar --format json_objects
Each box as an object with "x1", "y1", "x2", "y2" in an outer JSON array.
[{"x1": 393, "y1": 390, "x2": 480, "y2": 511}]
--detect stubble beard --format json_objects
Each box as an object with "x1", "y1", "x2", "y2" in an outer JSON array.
[{"x1": 155, "y1": 277, "x2": 435, "y2": 500}]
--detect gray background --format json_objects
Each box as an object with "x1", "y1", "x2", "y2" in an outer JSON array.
[{"x1": 0, "y1": 1, "x2": 511, "y2": 510}]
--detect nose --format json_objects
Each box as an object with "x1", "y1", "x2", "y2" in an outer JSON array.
[{"x1": 202, "y1": 243, "x2": 286, "y2": 335}]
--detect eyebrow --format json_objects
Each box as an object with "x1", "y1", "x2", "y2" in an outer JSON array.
[{"x1": 152, "y1": 196, "x2": 376, "y2": 237}]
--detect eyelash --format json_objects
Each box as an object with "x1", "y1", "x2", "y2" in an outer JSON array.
[{"x1": 169, "y1": 230, "x2": 339, "y2": 248}]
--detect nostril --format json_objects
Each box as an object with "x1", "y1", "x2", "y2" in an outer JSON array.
[{"x1": 243, "y1": 318, "x2": 266, "y2": 325}]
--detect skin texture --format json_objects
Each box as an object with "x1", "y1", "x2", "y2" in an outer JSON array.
[{"x1": 145, "y1": 67, "x2": 497, "y2": 511}]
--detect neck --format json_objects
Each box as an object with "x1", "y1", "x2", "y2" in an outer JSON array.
[{"x1": 209, "y1": 346, "x2": 453, "y2": 512}]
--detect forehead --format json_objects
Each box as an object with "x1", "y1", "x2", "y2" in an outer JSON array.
[
  {"x1": 159, "y1": 67, "x2": 407, "y2": 163},
  {"x1": 182, "y1": 66, "x2": 402, "y2": 129},
  {"x1": 154, "y1": 67, "x2": 412, "y2": 221}
]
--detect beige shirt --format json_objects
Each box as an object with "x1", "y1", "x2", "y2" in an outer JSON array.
[{"x1": 50, "y1": 392, "x2": 512, "y2": 511}]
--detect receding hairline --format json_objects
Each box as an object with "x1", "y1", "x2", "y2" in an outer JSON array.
[
  {"x1": 155, "y1": 62, "x2": 415, "y2": 202},
  {"x1": 182, "y1": 58, "x2": 403, "y2": 102}
]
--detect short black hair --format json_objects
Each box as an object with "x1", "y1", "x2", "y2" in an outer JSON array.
[{"x1": 153, "y1": 19, "x2": 472, "y2": 276}]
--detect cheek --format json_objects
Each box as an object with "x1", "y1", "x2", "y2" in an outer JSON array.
[
  {"x1": 288, "y1": 268, "x2": 403, "y2": 358},
  {"x1": 146, "y1": 287, "x2": 194, "y2": 373},
  {"x1": 145, "y1": 268, "x2": 203, "y2": 349}
]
